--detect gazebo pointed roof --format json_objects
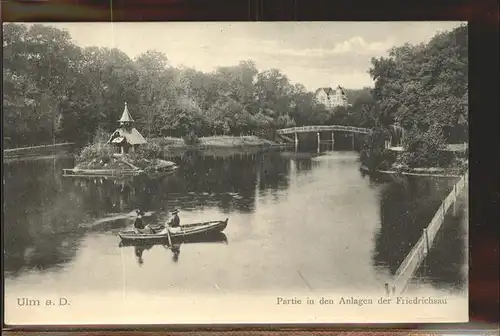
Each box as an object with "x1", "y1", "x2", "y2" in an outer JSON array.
[{"x1": 118, "y1": 102, "x2": 134, "y2": 123}]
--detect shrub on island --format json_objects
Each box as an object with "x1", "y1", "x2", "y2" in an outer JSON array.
[
  {"x1": 76, "y1": 142, "x2": 115, "y2": 166},
  {"x1": 74, "y1": 141, "x2": 176, "y2": 172}
]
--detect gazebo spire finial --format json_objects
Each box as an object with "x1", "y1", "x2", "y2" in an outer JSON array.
[{"x1": 118, "y1": 101, "x2": 134, "y2": 124}]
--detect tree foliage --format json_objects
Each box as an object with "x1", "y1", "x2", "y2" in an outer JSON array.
[
  {"x1": 3, "y1": 22, "x2": 467, "y2": 166},
  {"x1": 369, "y1": 24, "x2": 468, "y2": 142},
  {"x1": 363, "y1": 24, "x2": 468, "y2": 168},
  {"x1": 396, "y1": 124, "x2": 448, "y2": 168},
  {"x1": 4, "y1": 23, "x2": 382, "y2": 149}
]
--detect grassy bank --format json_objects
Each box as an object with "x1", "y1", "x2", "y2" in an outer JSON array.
[
  {"x1": 361, "y1": 158, "x2": 468, "y2": 177},
  {"x1": 145, "y1": 135, "x2": 283, "y2": 157},
  {"x1": 149, "y1": 135, "x2": 279, "y2": 149},
  {"x1": 375, "y1": 167, "x2": 467, "y2": 178}
]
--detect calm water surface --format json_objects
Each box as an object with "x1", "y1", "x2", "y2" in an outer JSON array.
[{"x1": 4, "y1": 149, "x2": 467, "y2": 295}]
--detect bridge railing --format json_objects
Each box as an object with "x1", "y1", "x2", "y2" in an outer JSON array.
[{"x1": 277, "y1": 125, "x2": 371, "y2": 135}]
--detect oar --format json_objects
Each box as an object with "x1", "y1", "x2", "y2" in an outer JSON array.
[{"x1": 166, "y1": 222, "x2": 172, "y2": 246}]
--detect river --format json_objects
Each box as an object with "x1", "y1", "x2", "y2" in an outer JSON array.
[{"x1": 3, "y1": 149, "x2": 467, "y2": 297}]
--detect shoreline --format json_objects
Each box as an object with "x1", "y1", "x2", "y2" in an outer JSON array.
[
  {"x1": 360, "y1": 165, "x2": 466, "y2": 178},
  {"x1": 63, "y1": 136, "x2": 287, "y2": 177},
  {"x1": 164, "y1": 142, "x2": 288, "y2": 151},
  {"x1": 149, "y1": 135, "x2": 287, "y2": 150},
  {"x1": 3, "y1": 142, "x2": 75, "y2": 159},
  {"x1": 3, "y1": 136, "x2": 289, "y2": 161},
  {"x1": 150, "y1": 135, "x2": 290, "y2": 158}
]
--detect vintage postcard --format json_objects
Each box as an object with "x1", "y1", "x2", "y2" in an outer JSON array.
[{"x1": 3, "y1": 21, "x2": 468, "y2": 325}]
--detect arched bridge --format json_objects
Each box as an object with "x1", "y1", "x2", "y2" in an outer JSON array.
[
  {"x1": 277, "y1": 125, "x2": 371, "y2": 152},
  {"x1": 277, "y1": 124, "x2": 467, "y2": 153},
  {"x1": 277, "y1": 125, "x2": 372, "y2": 135}
]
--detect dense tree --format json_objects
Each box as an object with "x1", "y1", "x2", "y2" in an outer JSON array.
[
  {"x1": 134, "y1": 50, "x2": 176, "y2": 137},
  {"x1": 363, "y1": 23, "x2": 468, "y2": 169},
  {"x1": 396, "y1": 124, "x2": 448, "y2": 168},
  {"x1": 3, "y1": 24, "x2": 83, "y2": 146},
  {"x1": 3, "y1": 22, "x2": 467, "y2": 162},
  {"x1": 368, "y1": 24, "x2": 467, "y2": 143},
  {"x1": 4, "y1": 23, "x2": 330, "y2": 146}
]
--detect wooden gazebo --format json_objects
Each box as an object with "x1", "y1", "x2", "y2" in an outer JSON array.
[{"x1": 108, "y1": 102, "x2": 147, "y2": 154}]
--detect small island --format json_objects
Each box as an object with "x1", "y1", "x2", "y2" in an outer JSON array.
[{"x1": 67, "y1": 103, "x2": 178, "y2": 177}]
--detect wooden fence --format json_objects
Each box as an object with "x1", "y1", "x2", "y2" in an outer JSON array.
[
  {"x1": 3, "y1": 142, "x2": 75, "y2": 158},
  {"x1": 387, "y1": 171, "x2": 468, "y2": 295}
]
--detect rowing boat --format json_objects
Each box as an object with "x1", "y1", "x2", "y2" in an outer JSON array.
[{"x1": 118, "y1": 218, "x2": 229, "y2": 242}]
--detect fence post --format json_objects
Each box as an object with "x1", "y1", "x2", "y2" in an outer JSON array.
[
  {"x1": 317, "y1": 132, "x2": 320, "y2": 153},
  {"x1": 453, "y1": 185, "x2": 457, "y2": 216},
  {"x1": 424, "y1": 228, "x2": 430, "y2": 254}
]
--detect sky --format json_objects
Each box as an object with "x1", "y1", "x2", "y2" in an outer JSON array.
[{"x1": 40, "y1": 21, "x2": 464, "y2": 90}]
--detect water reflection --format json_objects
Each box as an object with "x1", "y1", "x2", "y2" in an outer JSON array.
[
  {"x1": 171, "y1": 244, "x2": 181, "y2": 263},
  {"x1": 134, "y1": 244, "x2": 153, "y2": 266},
  {"x1": 4, "y1": 158, "x2": 88, "y2": 276},
  {"x1": 3, "y1": 150, "x2": 466, "y2": 294},
  {"x1": 372, "y1": 175, "x2": 457, "y2": 274},
  {"x1": 411, "y1": 193, "x2": 468, "y2": 293},
  {"x1": 3, "y1": 150, "x2": 287, "y2": 275},
  {"x1": 119, "y1": 232, "x2": 228, "y2": 265}
]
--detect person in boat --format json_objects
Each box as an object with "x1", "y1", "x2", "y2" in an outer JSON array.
[
  {"x1": 134, "y1": 209, "x2": 154, "y2": 233},
  {"x1": 168, "y1": 209, "x2": 180, "y2": 228}
]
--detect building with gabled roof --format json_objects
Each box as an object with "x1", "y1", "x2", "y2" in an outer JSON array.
[
  {"x1": 108, "y1": 102, "x2": 147, "y2": 154},
  {"x1": 315, "y1": 85, "x2": 349, "y2": 109}
]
